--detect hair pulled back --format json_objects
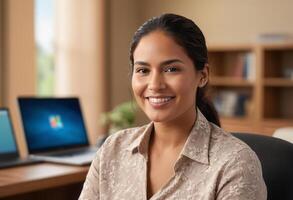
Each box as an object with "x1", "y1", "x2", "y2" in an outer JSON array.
[{"x1": 129, "y1": 13, "x2": 220, "y2": 127}]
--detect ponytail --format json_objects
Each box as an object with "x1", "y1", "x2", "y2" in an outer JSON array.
[{"x1": 196, "y1": 87, "x2": 221, "y2": 127}]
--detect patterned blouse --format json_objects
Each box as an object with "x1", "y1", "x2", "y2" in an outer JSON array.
[{"x1": 79, "y1": 110, "x2": 267, "y2": 200}]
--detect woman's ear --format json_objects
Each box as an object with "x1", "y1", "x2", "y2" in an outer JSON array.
[{"x1": 199, "y1": 64, "x2": 209, "y2": 88}]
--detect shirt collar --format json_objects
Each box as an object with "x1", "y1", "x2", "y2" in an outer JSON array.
[
  {"x1": 126, "y1": 109, "x2": 211, "y2": 165},
  {"x1": 181, "y1": 109, "x2": 211, "y2": 165},
  {"x1": 126, "y1": 122, "x2": 153, "y2": 155}
]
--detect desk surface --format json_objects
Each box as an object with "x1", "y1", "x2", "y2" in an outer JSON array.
[{"x1": 0, "y1": 163, "x2": 89, "y2": 198}]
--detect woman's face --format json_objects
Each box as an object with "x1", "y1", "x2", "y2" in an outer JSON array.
[{"x1": 132, "y1": 31, "x2": 206, "y2": 123}]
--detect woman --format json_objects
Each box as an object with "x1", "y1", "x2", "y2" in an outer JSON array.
[{"x1": 79, "y1": 13, "x2": 267, "y2": 200}]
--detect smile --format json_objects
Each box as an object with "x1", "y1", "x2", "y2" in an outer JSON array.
[
  {"x1": 148, "y1": 97, "x2": 172, "y2": 103},
  {"x1": 146, "y1": 96, "x2": 175, "y2": 107}
]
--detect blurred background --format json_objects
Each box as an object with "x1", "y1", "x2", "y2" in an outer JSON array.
[{"x1": 1, "y1": 0, "x2": 293, "y2": 155}]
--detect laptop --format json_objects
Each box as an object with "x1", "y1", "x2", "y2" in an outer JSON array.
[
  {"x1": 18, "y1": 97, "x2": 98, "y2": 166},
  {"x1": 0, "y1": 108, "x2": 41, "y2": 169}
]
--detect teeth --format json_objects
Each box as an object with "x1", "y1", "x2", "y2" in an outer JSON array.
[{"x1": 148, "y1": 97, "x2": 172, "y2": 104}]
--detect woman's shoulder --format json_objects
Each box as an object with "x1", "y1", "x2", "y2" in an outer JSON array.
[
  {"x1": 208, "y1": 124, "x2": 267, "y2": 199},
  {"x1": 209, "y1": 123, "x2": 260, "y2": 164}
]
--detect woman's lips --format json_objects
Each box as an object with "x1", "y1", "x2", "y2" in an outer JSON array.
[{"x1": 146, "y1": 96, "x2": 175, "y2": 108}]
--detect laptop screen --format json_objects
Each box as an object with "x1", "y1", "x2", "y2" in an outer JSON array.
[
  {"x1": 18, "y1": 97, "x2": 89, "y2": 153},
  {"x1": 0, "y1": 109, "x2": 18, "y2": 157}
]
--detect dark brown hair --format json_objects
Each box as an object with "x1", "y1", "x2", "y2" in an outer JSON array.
[{"x1": 129, "y1": 13, "x2": 220, "y2": 127}]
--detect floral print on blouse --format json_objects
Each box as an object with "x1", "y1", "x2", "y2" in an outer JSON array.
[{"x1": 79, "y1": 109, "x2": 267, "y2": 200}]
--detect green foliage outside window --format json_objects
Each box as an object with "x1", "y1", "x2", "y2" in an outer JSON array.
[{"x1": 36, "y1": 45, "x2": 55, "y2": 96}]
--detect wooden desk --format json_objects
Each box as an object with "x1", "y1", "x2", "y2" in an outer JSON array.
[
  {"x1": 221, "y1": 118, "x2": 293, "y2": 136},
  {"x1": 0, "y1": 163, "x2": 89, "y2": 200}
]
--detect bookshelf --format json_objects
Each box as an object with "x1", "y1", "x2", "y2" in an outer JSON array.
[{"x1": 208, "y1": 44, "x2": 293, "y2": 135}]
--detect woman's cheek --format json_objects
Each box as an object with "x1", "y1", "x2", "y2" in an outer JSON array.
[{"x1": 132, "y1": 77, "x2": 145, "y2": 98}]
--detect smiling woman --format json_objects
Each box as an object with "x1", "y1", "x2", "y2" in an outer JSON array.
[
  {"x1": 131, "y1": 30, "x2": 204, "y2": 124},
  {"x1": 79, "y1": 14, "x2": 267, "y2": 200}
]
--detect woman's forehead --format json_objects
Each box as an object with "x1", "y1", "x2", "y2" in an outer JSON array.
[{"x1": 133, "y1": 31, "x2": 189, "y2": 63}]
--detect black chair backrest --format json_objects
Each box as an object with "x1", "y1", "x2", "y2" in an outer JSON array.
[{"x1": 232, "y1": 133, "x2": 293, "y2": 200}]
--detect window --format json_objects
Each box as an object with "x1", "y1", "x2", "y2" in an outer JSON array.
[{"x1": 35, "y1": 0, "x2": 55, "y2": 96}]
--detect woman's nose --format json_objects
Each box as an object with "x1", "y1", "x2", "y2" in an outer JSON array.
[{"x1": 148, "y1": 72, "x2": 166, "y2": 91}]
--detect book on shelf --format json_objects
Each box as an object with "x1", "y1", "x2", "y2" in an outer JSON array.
[
  {"x1": 283, "y1": 68, "x2": 293, "y2": 80},
  {"x1": 243, "y1": 53, "x2": 256, "y2": 81},
  {"x1": 231, "y1": 54, "x2": 244, "y2": 78},
  {"x1": 213, "y1": 90, "x2": 250, "y2": 118},
  {"x1": 221, "y1": 52, "x2": 256, "y2": 81}
]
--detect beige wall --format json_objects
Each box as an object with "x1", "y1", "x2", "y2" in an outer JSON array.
[
  {"x1": 2, "y1": 0, "x2": 36, "y2": 156},
  {"x1": 140, "y1": 0, "x2": 293, "y2": 45},
  {"x1": 108, "y1": 0, "x2": 141, "y2": 107}
]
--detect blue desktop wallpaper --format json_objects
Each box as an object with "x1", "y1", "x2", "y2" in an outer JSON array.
[
  {"x1": 0, "y1": 110, "x2": 17, "y2": 154},
  {"x1": 18, "y1": 98, "x2": 88, "y2": 152}
]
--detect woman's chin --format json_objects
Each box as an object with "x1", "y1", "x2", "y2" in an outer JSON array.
[{"x1": 147, "y1": 114, "x2": 172, "y2": 123}]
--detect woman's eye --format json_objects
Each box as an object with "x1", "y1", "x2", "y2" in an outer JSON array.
[
  {"x1": 165, "y1": 66, "x2": 179, "y2": 73},
  {"x1": 135, "y1": 68, "x2": 149, "y2": 74}
]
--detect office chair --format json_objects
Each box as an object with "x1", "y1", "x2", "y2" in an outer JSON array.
[{"x1": 232, "y1": 132, "x2": 293, "y2": 200}]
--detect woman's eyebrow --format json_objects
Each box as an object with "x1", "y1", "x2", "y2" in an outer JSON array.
[
  {"x1": 160, "y1": 59, "x2": 184, "y2": 66},
  {"x1": 133, "y1": 61, "x2": 150, "y2": 66},
  {"x1": 134, "y1": 59, "x2": 184, "y2": 66}
]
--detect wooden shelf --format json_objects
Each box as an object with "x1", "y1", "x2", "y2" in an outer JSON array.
[
  {"x1": 264, "y1": 78, "x2": 293, "y2": 87},
  {"x1": 220, "y1": 116, "x2": 252, "y2": 121},
  {"x1": 209, "y1": 43, "x2": 293, "y2": 135},
  {"x1": 261, "y1": 43, "x2": 293, "y2": 50},
  {"x1": 210, "y1": 77, "x2": 254, "y2": 87}
]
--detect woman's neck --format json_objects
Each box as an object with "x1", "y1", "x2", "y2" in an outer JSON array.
[{"x1": 152, "y1": 108, "x2": 197, "y2": 149}]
